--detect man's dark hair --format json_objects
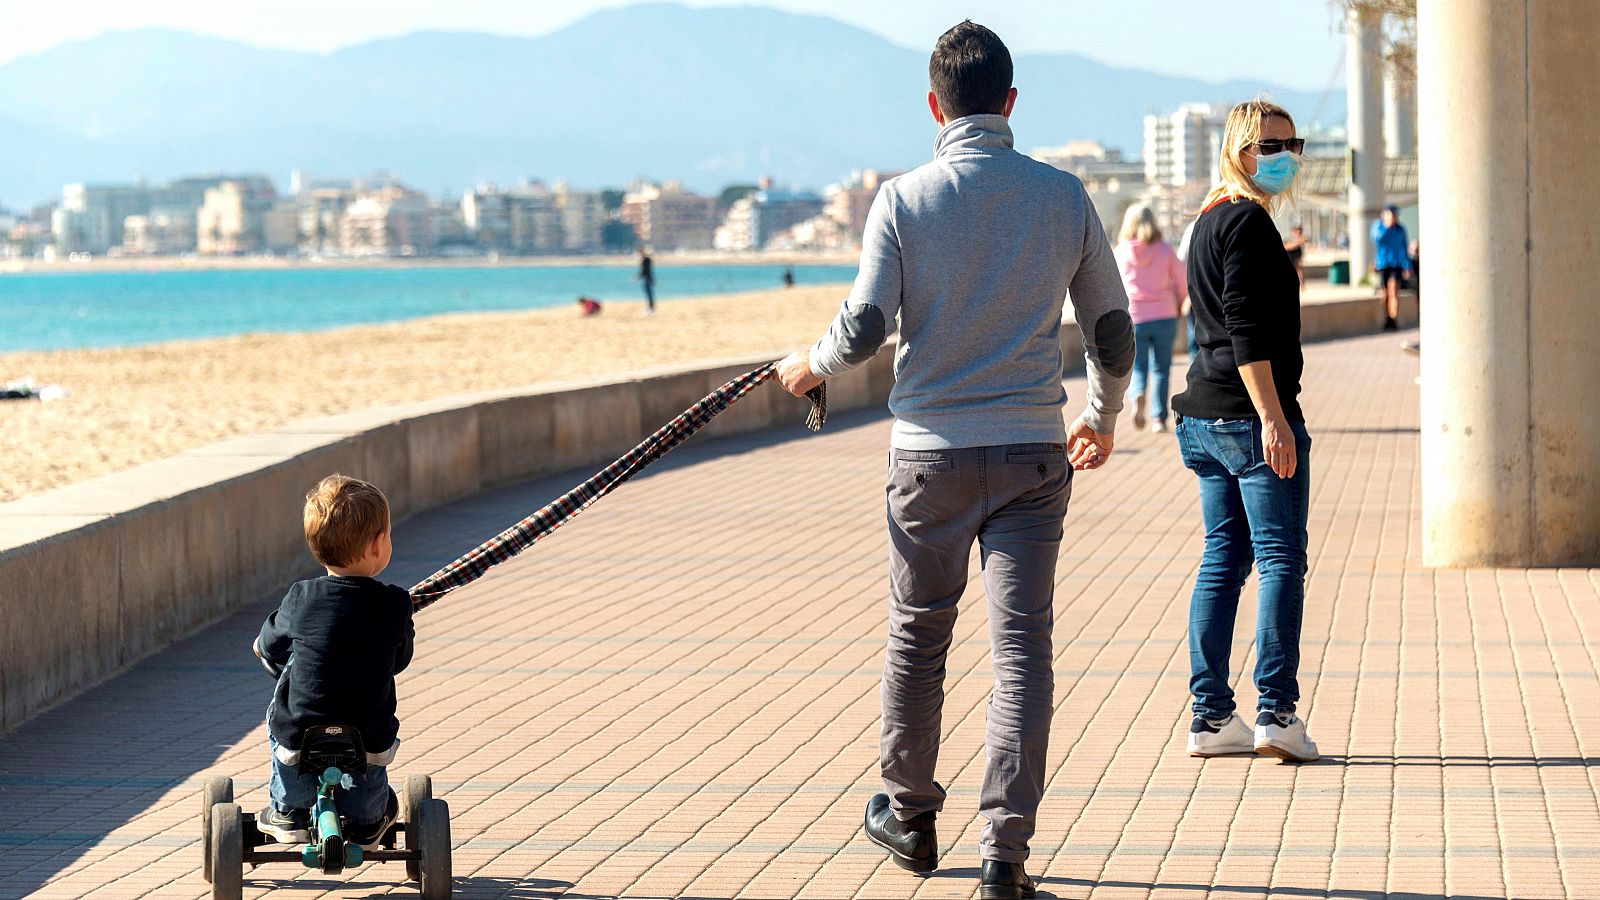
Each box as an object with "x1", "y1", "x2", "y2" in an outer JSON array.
[{"x1": 928, "y1": 21, "x2": 1013, "y2": 120}]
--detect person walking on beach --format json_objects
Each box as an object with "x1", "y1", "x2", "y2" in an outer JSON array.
[
  {"x1": 775, "y1": 21, "x2": 1133, "y2": 898},
  {"x1": 1174, "y1": 99, "x2": 1319, "y2": 763},
  {"x1": 635, "y1": 247, "x2": 656, "y2": 316},
  {"x1": 1114, "y1": 204, "x2": 1186, "y2": 433},
  {"x1": 1372, "y1": 205, "x2": 1409, "y2": 331}
]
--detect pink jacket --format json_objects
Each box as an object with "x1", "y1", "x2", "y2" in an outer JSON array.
[{"x1": 1113, "y1": 239, "x2": 1186, "y2": 324}]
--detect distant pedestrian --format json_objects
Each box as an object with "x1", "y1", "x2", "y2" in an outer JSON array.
[
  {"x1": 1283, "y1": 225, "x2": 1308, "y2": 290},
  {"x1": 1114, "y1": 204, "x2": 1186, "y2": 433},
  {"x1": 782, "y1": 266, "x2": 795, "y2": 288},
  {"x1": 1372, "y1": 205, "x2": 1409, "y2": 331},
  {"x1": 776, "y1": 20, "x2": 1133, "y2": 898},
  {"x1": 1174, "y1": 98, "x2": 1319, "y2": 763},
  {"x1": 636, "y1": 247, "x2": 656, "y2": 316},
  {"x1": 1176, "y1": 218, "x2": 1200, "y2": 358},
  {"x1": 576, "y1": 296, "x2": 602, "y2": 317}
]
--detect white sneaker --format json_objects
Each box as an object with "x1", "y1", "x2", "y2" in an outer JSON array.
[
  {"x1": 1254, "y1": 710, "x2": 1320, "y2": 762},
  {"x1": 1186, "y1": 713, "x2": 1255, "y2": 757},
  {"x1": 1132, "y1": 394, "x2": 1148, "y2": 431}
]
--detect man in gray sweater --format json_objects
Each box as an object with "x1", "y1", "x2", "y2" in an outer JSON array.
[{"x1": 775, "y1": 20, "x2": 1133, "y2": 900}]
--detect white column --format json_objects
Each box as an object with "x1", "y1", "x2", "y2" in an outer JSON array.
[
  {"x1": 1346, "y1": 7, "x2": 1385, "y2": 278},
  {"x1": 1419, "y1": 0, "x2": 1600, "y2": 566},
  {"x1": 1383, "y1": 66, "x2": 1417, "y2": 158}
]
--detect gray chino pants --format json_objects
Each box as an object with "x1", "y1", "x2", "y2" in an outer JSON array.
[{"x1": 881, "y1": 442, "x2": 1072, "y2": 863}]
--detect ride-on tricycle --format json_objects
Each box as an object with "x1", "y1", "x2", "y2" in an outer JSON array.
[{"x1": 200, "y1": 725, "x2": 451, "y2": 898}]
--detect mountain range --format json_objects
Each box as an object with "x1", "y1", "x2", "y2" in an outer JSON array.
[{"x1": 0, "y1": 3, "x2": 1342, "y2": 207}]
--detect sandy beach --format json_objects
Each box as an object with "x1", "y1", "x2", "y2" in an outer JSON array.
[{"x1": 0, "y1": 284, "x2": 851, "y2": 503}]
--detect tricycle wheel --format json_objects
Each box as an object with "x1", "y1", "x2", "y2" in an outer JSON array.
[
  {"x1": 402, "y1": 774, "x2": 432, "y2": 881},
  {"x1": 417, "y1": 798, "x2": 452, "y2": 900},
  {"x1": 200, "y1": 777, "x2": 233, "y2": 883},
  {"x1": 209, "y1": 802, "x2": 244, "y2": 900}
]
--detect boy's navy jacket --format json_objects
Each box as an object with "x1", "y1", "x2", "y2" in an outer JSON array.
[{"x1": 256, "y1": 575, "x2": 415, "y2": 752}]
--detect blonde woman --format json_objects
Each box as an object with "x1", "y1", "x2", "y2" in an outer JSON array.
[
  {"x1": 1114, "y1": 204, "x2": 1187, "y2": 432},
  {"x1": 1171, "y1": 99, "x2": 1318, "y2": 762}
]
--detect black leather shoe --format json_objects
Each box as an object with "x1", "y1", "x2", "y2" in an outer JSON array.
[
  {"x1": 863, "y1": 793, "x2": 937, "y2": 873},
  {"x1": 979, "y1": 859, "x2": 1038, "y2": 899}
]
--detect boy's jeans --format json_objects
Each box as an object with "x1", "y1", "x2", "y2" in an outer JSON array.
[
  {"x1": 269, "y1": 735, "x2": 392, "y2": 824},
  {"x1": 1175, "y1": 416, "x2": 1311, "y2": 720},
  {"x1": 1129, "y1": 317, "x2": 1179, "y2": 421}
]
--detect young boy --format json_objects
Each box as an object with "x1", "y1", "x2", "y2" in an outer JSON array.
[{"x1": 252, "y1": 474, "x2": 415, "y2": 846}]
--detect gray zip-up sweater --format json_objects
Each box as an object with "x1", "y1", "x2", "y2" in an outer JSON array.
[{"x1": 808, "y1": 114, "x2": 1134, "y2": 449}]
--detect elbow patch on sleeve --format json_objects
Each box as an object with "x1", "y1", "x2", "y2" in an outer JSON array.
[
  {"x1": 834, "y1": 303, "x2": 889, "y2": 367},
  {"x1": 1093, "y1": 309, "x2": 1135, "y2": 377}
]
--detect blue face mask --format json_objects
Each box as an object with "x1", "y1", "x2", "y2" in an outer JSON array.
[{"x1": 1250, "y1": 150, "x2": 1301, "y2": 195}]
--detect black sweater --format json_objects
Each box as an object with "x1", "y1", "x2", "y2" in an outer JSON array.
[
  {"x1": 257, "y1": 575, "x2": 415, "y2": 753},
  {"x1": 1172, "y1": 199, "x2": 1304, "y2": 422}
]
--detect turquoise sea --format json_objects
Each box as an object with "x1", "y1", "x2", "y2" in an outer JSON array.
[{"x1": 0, "y1": 263, "x2": 858, "y2": 353}]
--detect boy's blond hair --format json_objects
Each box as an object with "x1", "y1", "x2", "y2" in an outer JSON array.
[{"x1": 303, "y1": 474, "x2": 390, "y2": 568}]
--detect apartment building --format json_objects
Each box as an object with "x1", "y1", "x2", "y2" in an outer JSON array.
[{"x1": 620, "y1": 181, "x2": 717, "y2": 250}]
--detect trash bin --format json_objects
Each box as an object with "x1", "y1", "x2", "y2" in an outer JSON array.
[{"x1": 1328, "y1": 259, "x2": 1350, "y2": 285}]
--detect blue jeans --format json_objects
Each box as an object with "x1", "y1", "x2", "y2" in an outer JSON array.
[
  {"x1": 269, "y1": 735, "x2": 392, "y2": 824},
  {"x1": 1129, "y1": 317, "x2": 1178, "y2": 422},
  {"x1": 1186, "y1": 311, "x2": 1199, "y2": 358},
  {"x1": 1176, "y1": 417, "x2": 1311, "y2": 720}
]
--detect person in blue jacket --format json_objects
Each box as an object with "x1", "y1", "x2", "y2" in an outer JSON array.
[{"x1": 1372, "y1": 205, "x2": 1410, "y2": 331}]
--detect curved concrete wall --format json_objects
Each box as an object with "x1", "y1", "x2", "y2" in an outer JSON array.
[
  {"x1": 0, "y1": 352, "x2": 894, "y2": 733},
  {"x1": 0, "y1": 287, "x2": 1405, "y2": 733}
]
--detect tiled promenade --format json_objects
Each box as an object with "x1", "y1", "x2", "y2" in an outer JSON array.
[{"x1": 3, "y1": 330, "x2": 1599, "y2": 899}]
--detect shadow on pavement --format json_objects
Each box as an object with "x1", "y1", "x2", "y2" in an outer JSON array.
[
  {"x1": 1320, "y1": 754, "x2": 1599, "y2": 768},
  {"x1": 1049, "y1": 879, "x2": 1503, "y2": 900},
  {"x1": 926, "y1": 865, "x2": 1509, "y2": 900},
  {"x1": 328, "y1": 875, "x2": 577, "y2": 898}
]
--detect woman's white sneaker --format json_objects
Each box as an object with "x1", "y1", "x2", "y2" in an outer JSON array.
[
  {"x1": 1254, "y1": 710, "x2": 1319, "y2": 762},
  {"x1": 1186, "y1": 713, "x2": 1255, "y2": 757}
]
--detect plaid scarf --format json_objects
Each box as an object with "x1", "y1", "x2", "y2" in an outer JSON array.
[{"x1": 409, "y1": 363, "x2": 825, "y2": 610}]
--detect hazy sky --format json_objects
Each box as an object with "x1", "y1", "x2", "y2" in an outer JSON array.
[{"x1": 3, "y1": 1, "x2": 1349, "y2": 90}]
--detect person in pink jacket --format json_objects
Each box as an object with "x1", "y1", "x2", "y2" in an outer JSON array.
[{"x1": 1114, "y1": 204, "x2": 1188, "y2": 432}]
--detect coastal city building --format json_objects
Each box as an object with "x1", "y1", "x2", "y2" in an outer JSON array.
[
  {"x1": 1031, "y1": 141, "x2": 1148, "y2": 236},
  {"x1": 620, "y1": 181, "x2": 717, "y2": 250},
  {"x1": 825, "y1": 169, "x2": 896, "y2": 239},
  {"x1": 19, "y1": 85, "x2": 1415, "y2": 265},
  {"x1": 554, "y1": 182, "x2": 606, "y2": 252},
  {"x1": 765, "y1": 169, "x2": 902, "y2": 252},
  {"x1": 53, "y1": 183, "x2": 160, "y2": 256},
  {"x1": 296, "y1": 186, "x2": 356, "y2": 256},
  {"x1": 339, "y1": 185, "x2": 442, "y2": 256},
  {"x1": 713, "y1": 184, "x2": 824, "y2": 251},
  {"x1": 1142, "y1": 103, "x2": 1224, "y2": 189},
  {"x1": 50, "y1": 175, "x2": 272, "y2": 256},
  {"x1": 121, "y1": 212, "x2": 197, "y2": 256},
  {"x1": 196, "y1": 179, "x2": 279, "y2": 255},
  {"x1": 3, "y1": 203, "x2": 54, "y2": 259},
  {"x1": 1031, "y1": 140, "x2": 1143, "y2": 182},
  {"x1": 462, "y1": 181, "x2": 605, "y2": 255}
]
